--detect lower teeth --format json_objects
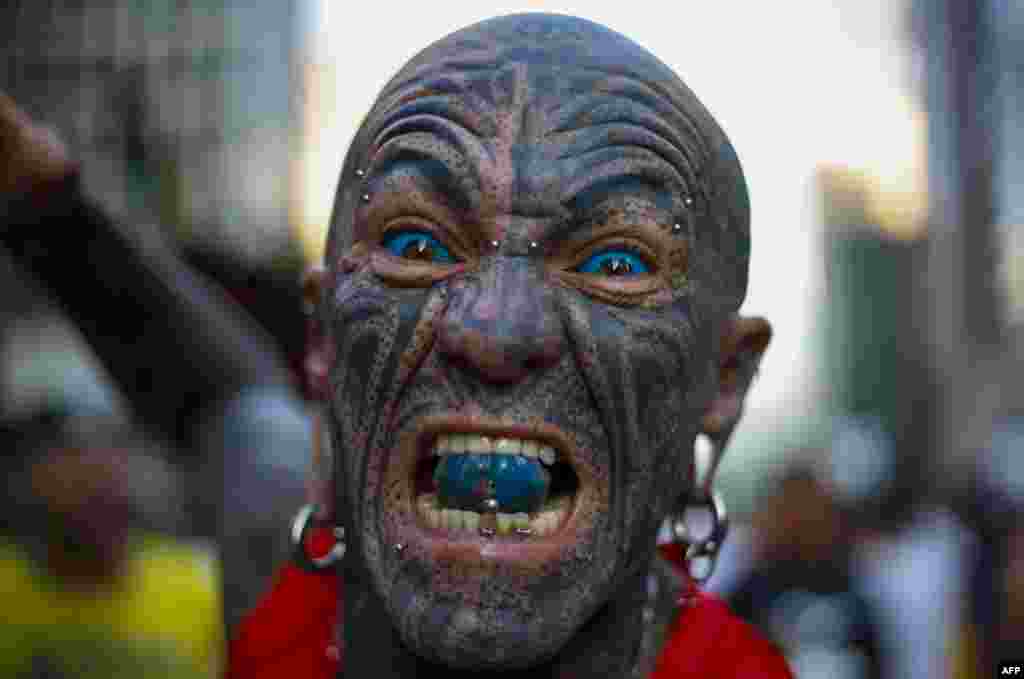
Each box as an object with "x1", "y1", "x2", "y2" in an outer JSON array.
[{"x1": 416, "y1": 493, "x2": 571, "y2": 537}]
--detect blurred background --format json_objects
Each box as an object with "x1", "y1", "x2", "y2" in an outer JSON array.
[{"x1": 1, "y1": 0, "x2": 1021, "y2": 677}]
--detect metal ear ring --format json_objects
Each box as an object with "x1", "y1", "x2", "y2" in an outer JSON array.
[
  {"x1": 291, "y1": 503, "x2": 346, "y2": 573},
  {"x1": 669, "y1": 490, "x2": 728, "y2": 584},
  {"x1": 667, "y1": 432, "x2": 730, "y2": 584}
]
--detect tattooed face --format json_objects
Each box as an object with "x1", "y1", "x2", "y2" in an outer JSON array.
[{"x1": 319, "y1": 14, "x2": 755, "y2": 671}]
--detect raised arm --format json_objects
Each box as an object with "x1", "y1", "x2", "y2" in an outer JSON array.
[{"x1": 0, "y1": 92, "x2": 294, "y2": 448}]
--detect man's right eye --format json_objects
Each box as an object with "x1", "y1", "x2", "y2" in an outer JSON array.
[{"x1": 382, "y1": 229, "x2": 456, "y2": 264}]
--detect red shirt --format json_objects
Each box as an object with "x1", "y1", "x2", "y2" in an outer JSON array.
[{"x1": 228, "y1": 538, "x2": 792, "y2": 679}]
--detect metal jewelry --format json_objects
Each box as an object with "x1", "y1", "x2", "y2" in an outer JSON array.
[
  {"x1": 668, "y1": 489, "x2": 728, "y2": 584},
  {"x1": 291, "y1": 503, "x2": 346, "y2": 573}
]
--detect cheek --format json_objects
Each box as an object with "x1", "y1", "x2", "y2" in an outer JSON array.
[
  {"x1": 326, "y1": 274, "x2": 441, "y2": 464},
  {"x1": 561, "y1": 292, "x2": 707, "y2": 530}
]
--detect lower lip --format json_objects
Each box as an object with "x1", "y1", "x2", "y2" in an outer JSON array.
[
  {"x1": 405, "y1": 492, "x2": 585, "y2": 566},
  {"x1": 406, "y1": 520, "x2": 582, "y2": 565}
]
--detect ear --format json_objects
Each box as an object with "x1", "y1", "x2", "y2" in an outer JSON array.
[
  {"x1": 302, "y1": 265, "x2": 333, "y2": 401},
  {"x1": 701, "y1": 316, "x2": 772, "y2": 445}
]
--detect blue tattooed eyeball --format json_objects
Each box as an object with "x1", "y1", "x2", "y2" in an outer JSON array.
[
  {"x1": 577, "y1": 249, "x2": 649, "y2": 276},
  {"x1": 383, "y1": 229, "x2": 456, "y2": 264}
]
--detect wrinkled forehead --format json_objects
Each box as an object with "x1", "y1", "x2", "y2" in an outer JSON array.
[
  {"x1": 379, "y1": 13, "x2": 690, "y2": 115},
  {"x1": 327, "y1": 14, "x2": 750, "y2": 308}
]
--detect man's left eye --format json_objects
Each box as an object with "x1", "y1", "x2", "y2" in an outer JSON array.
[
  {"x1": 576, "y1": 249, "x2": 650, "y2": 276},
  {"x1": 382, "y1": 230, "x2": 456, "y2": 264}
]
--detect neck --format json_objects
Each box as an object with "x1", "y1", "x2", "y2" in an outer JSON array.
[{"x1": 339, "y1": 555, "x2": 684, "y2": 679}]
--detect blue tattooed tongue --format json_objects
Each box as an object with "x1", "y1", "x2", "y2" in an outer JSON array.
[{"x1": 434, "y1": 453, "x2": 551, "y2": 513}]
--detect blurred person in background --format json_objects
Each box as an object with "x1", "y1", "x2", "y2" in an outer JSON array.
[
  {"x1": 0, "y1": 406, "x2": 222, "y2": 678},
  {"x1": 956, "y1": 420, "x2": 1024, "y2": 676},
  {"x1": 725, "y1": 461, "x2": 884, "y2": 679},
  {"x1": 0, "y1": 89, "x2": 310, "y2": 637}
]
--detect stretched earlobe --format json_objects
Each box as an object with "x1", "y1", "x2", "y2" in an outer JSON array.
[
  {"x1": 303, "y1": 265, "x2": 333, "y2": 401},
  {"x1": 701, "y1": 316, "x2": 771, "y2": 436},
  {"x1": 302, "y1": 269, "x2": 337, "y2": 525},
  {"x1": 307, "y1": 407, "x2": 335, "y2": 520},
  {"x1": 699, "y1": 316, "x2": 772, "y2": 483}
]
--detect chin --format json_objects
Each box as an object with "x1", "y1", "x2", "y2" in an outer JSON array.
[{"x1": 389, "y1": 591, "x2": 577, "y2": 670}]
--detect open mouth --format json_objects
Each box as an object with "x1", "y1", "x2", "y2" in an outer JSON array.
[{"x1": 411, "y1": 430, "x2": 582, "y2": 539}]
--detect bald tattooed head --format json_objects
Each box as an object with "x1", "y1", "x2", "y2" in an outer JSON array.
[{"x1": 311, "y1": 13, "x2": 768, "y2": 673}]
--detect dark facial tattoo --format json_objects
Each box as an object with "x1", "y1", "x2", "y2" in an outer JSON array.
[{"x1": 321, "y1": 13, "x2": 750, "y2": 675}]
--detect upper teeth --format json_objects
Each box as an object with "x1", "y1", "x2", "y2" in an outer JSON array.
[{"x1": 434, "y1": 434, "x2": 558, "y2": 465}]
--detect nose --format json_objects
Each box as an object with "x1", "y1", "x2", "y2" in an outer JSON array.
[{"x1": 438, "y1": 257, "x2": 565, "y2": 384}]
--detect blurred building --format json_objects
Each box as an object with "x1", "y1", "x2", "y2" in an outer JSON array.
[
  {"x1": 913, "y1": 0, "x2": 1024, "y2": 497},
  {"x1": 817, "y1": 168, "x2": 933, "y2": 522},
  {"x1": 910, "y1": 1, "x2": 1024, "y2": 673},
  {"x1": 2, "y1": 0, "x2": 300, "y2": 262}
]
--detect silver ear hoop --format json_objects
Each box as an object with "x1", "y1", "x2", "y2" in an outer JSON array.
[
  {"x1": 291, "y1": 503, "x2": 346, "y2": 573},
  {"x1": 667, "y1": 432, "x2": 732, "y2": 584},
  {"x1": 669, "y1": 489, "x2": 728, "y2": 584}
]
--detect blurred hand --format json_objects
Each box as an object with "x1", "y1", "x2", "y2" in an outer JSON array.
[
  {"x1": 31, "y1": 445, "x2": 134, "y2": 583},
  {"x1": 0, "y1": 91, "x2": 73, "y2": 201}
]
